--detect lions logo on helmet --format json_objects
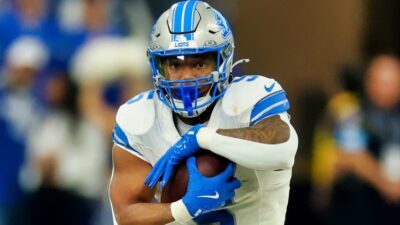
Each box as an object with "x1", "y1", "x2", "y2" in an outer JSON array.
[
  {"x1": 215, "y1": 10, "x2": 232, "y2": 38},
  {"x1": 147, "y1": 0, "x2": 238, "y2": 118}
]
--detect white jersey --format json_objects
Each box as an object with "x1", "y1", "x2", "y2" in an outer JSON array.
[{"x1": 112, "y1": 75, "x2": 293, "y2": 225}]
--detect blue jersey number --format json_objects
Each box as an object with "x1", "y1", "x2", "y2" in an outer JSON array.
[
  {"x1": 232, "y1": 75, "x2": 258, "y2": 83},
  {"x1": 127, "y1": 90, "x2": 155, "y2": 104},
  {"x1": 194, "y1": 209, "x2": 235, "y2": 225}
]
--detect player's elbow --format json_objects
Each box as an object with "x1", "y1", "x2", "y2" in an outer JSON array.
[
  {"x1": 279, "y1": 142, "x2": 297, "y2": 169},
  {"x1": 256, "y1": 150, "x2": 296, "y2": 171},
  {"x1": 275, "y1": 128, "x2": 298, "y2": 169},
  {"x1": 256, "y1": 129, "x2": 298, "y2": 170},
  {"x1": 114, "y1": 204, "x2": 146, "y2": 225},
  {"x1": 277, "y1": 152, "x2": 296, "y2": 169}
]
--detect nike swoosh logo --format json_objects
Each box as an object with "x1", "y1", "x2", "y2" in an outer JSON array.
[
  {"x1": 264, "y1": 82, "x2": 275, "y2": 92},
  {"x1": 197, "y1": 191, "x2": 220, "y2": 199}
]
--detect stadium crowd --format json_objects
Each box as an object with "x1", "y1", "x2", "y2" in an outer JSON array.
[
  {"x1": 311, "y1": 54, "x2": 400, "y2": 225},
  {"x1": 0, "y1": 0, "x2": 159, "y2": 224}
]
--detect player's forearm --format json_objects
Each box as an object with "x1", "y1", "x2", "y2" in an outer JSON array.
[
  {"x1": 197, "y1": 114, "x2": 298, "y2": 170},
  {"x1": 216, "y1": 115, "x2": 290, "y2": 144},
  {"x1": 115, "y1": 203, "x2": 174, "y2": 225}
]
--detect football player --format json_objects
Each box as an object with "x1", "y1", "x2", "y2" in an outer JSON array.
[{"x1": 109, "y1": 1, "x2": 298, "y2": 225}]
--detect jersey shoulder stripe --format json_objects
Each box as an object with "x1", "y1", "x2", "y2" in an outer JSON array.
[
  {"x1": 112, "y1": 124, "x2": 148, "y2": 161},
  {"x1": 112, "y1": 124, "x2": 142, "y2": 155},
  {"x1": 113, "y1": 90, "x2": 156, "y2": 161},
  {"x1": 250, "y1": 90, "x2": 290, "y2": 126},
  {"x1": 222, "y1": 75, "x2": 290, "y2": 123}
]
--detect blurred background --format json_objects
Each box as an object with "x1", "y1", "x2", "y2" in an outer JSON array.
[{"x1": 0, "y1": 0, "x2": 399, "y2": 225}]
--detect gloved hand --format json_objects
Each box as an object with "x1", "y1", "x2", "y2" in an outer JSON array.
[
  {"x1": 145, "y1": 124, "x2": 204, "y2": 188},
  {"x1": 171, "y1": 157, "x2": 241, "y2": 222}
]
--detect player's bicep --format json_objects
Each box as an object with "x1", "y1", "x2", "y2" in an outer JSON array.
[
  {"x1": 110, "y1": 145, "x2": 155, "y2": 215},
  {"x1": 251, "y1": 114, "x2": 290, "y2": 144}
]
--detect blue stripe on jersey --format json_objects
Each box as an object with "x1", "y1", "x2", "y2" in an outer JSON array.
[
  {"x1": 250, "y1": 90, "x2": 290, "y2": 126},
  {"x1": 112, "y1": 124, "x2": 143, "y2": 156},
  {"x1": 251, "y1": 90, "x2": 287, "y2": 117},
  {"x1": 147, "y1": 90, "x2": 155, "y2": 99},
  {"x1": 250, "y1": 101, "x2": 290, "y2": 126}
]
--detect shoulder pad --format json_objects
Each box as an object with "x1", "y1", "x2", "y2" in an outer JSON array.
[
  {"x1": 222, "y1": 75, "x2": 285, "y2": 116},
  {"x1": 115, "y1": 90, "x2": 156, "y2": 135}
]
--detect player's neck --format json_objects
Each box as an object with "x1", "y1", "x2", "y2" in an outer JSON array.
[{"x1": 176, "y1": 102, "x2": 216, "y2": 125}]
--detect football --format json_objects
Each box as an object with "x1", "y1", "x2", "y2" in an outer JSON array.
[{"x1": 160, "y1": 150, "x2": 231, "y2": 203}]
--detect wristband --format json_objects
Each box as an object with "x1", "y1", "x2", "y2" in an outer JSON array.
[
  {"x1": 170, "y1": 199, "x2": 192, "y2": 223},
  {"x1": 196, "y1": 127, "x2": 217, "y2": 150}
]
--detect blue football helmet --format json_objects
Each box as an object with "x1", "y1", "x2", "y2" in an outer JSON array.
[{"x1": 148, "y1": 0, "x2": 235, "y2": 117}]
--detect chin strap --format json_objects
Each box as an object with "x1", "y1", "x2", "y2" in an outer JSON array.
[{"x1": 232, "y1": 58, "x2": 250, "y2": 69}]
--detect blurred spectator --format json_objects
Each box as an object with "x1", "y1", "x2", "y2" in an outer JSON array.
[
  {"x1": 311, "y1": 55, "x2": 400, "y2": 225},
  {"x1": 311, "y1": 64, "x2": 364, "y2": 208},
  {"x1": 21, "y1": 74, "x2": 109, "y2": 225},
  {"x1": 145, "y1": 0, "x2": 176, "y2": 21},
  {"x1": 0, "y1": 0, "x2": 60, "y2": 66},
  {"x1": 0, "y1": 0, "x2": 130, "y2": 73},
  {"x1": 69, "y1": 36, "x2": 151, "y2": 225},
  {"x1": 117, "y1": 0, "x2": 153, "y2": 40},
  {"x1": 56, "y1": 0, "x2": 127, "y2": 69},
  {"x1": 0, "y1": 36, "x2": 48, "y2": 225},
  {"x1": 358, "y1": 55, "x2": 400, "y2": 202},
  {"x1": 71, "y1": 37, "x2": 150, "y2": 135}
]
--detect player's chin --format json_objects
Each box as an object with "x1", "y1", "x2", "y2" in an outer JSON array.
[{"x1": 160, "y1": 150, "x2": 231, "y2": 203}]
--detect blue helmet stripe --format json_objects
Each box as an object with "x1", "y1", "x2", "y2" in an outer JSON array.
[
  {"x1": 171, "y1": 4, "x2": 177, "y2": 41},
  {"x1": 190, "y1": 1, "x2": 199, "y2": 40},
  {"x1": 183, "y1": 0, "x2": 197, "y2": 40},
  {"x1": 180, "y1": 1, "x2": 191, "y2": 40},
  {"x1": 172, "y1": 1, "x2": 186, "y2": 41},
  {"x1": 173, "y1": 1, "x2": 198, "y2": 41}
]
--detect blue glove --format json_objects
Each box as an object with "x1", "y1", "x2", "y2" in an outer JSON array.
[
  {"x1": 182, "y1": 157, "x2": 241, "y2": 217},
  {"x1": 145, "y1": 124, "x2": 203, "y2": 188}
]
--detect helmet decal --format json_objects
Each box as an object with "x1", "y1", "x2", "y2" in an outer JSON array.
[{"x1": 215, "y1": 10, "x2": 232, "y2": 38}]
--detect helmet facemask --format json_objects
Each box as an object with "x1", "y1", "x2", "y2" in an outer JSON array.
[
  {"x1": 148, "y1": 1, "x2": 235, "y2": 117},
  {"x1": 150, "y1": 47, "x2": 233, "y2": 117}
]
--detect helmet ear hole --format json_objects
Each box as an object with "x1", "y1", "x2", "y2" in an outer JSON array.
[{"x1": 222, "y1": 45, "x2": 233, "y2": 58}]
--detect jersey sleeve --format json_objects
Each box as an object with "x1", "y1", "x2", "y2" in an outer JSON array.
[
  {"x1": 222, "y1": 75, "x2": 290, "y2": 127},
  {"x1": 112, "y1": 90, "x2": 156, "y2": 163},
  {"x1": 249, "y1": 87, "x2": 290, "y2": 126},
  {"x1": 112, "y1": 123, "x2": 147, "y2": 161}
]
